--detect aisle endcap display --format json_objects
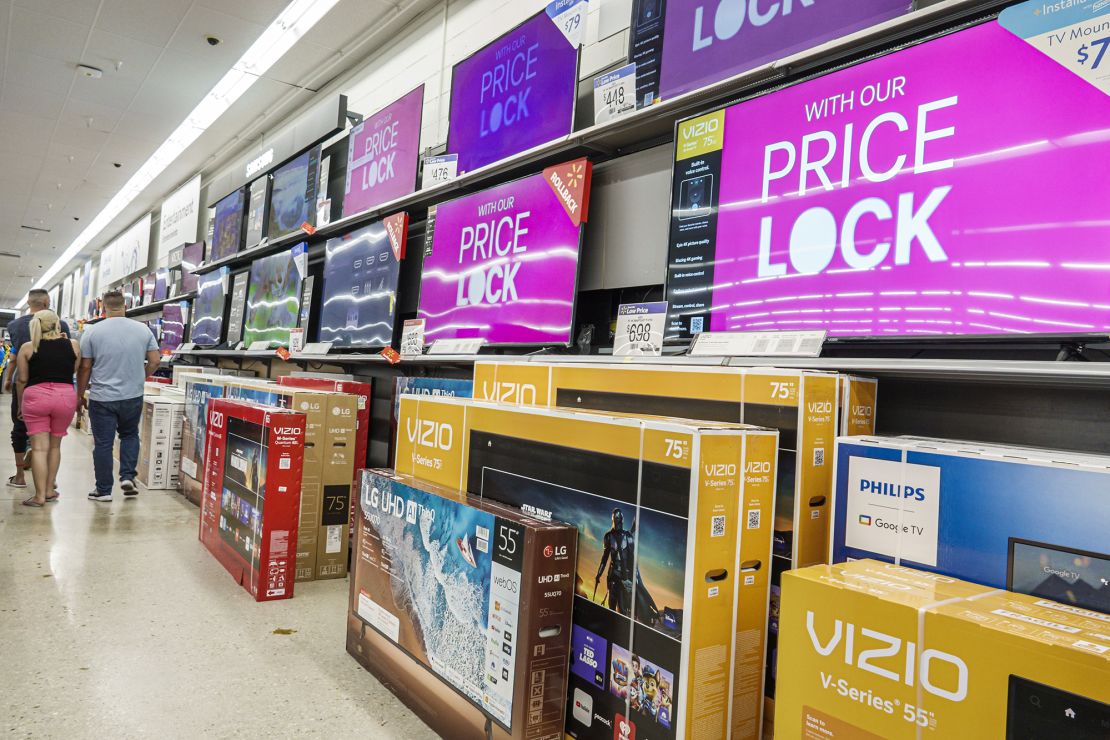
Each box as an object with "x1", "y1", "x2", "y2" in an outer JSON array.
[{"x1": 775, "y1": 559, "x2": 1110, "y2": 739}]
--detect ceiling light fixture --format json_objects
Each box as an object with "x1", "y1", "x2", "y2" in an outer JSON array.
[{"x1": 18, "y1": 0, "x2": 340, "y2": 308}]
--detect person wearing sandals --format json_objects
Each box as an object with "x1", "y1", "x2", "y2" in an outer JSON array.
[{"x1": 14, "y1": 310, "x2": 80, "y2": 507}]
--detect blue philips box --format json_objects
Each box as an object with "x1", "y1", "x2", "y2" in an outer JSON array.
[{"x1": 831, "y1": 436, "x2": 1110, "y2": 614}]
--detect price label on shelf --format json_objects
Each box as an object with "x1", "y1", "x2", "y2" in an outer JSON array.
[
  {"x1": 613, "y1": 301, "x2": 666, "y2": 356},
  {"x1": 547, "y1": 0, "x2": 588, "y2": 48},
  {"x1": 298, "y1": 342, "x2": 332, "y2": 356},
  {"x1": 400, "y1": 319, "x2": 425, "y2": 358},
  {"x1": 429, "y1": 338, "x2": 485, "y2": 355},
  {"x1": 594, "y1": 63, "x2": 637, "y2": 124},
  {"x1": 999, "y1": 1, "x2": 1110, "y2": 97},
  {"x1": 687, "y1": 330, "x2": 827, "y2": 358},
  {"x1": 422, "y1": 155, "x2": 459, "y2": 190},
  {"x1": 288, "y1": 328, "x2": 305, "y2": 354}
]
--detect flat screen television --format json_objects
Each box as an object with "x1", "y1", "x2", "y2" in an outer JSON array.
[
  {"x1": 447, "y1": 10, "x2": 579, "y2": 174},
  {"x1": 211, "y1": 188, "x2": 246, "y2": 262},
  {"x1": 218, "y1": 415, "x2": 266, "y2": 567},
  {"x1": 243, "y1": 243, "x2": 306, "y2": 347},
  {"x1": 142, "y1": 274, "x2": 155, "y2": 305},
  {"x1": 160, "y1": 303, "x2": 187, "y2": 353},
  {"x1": 191, "y1": 268, "x2": 229, "y2": 347},
  {"x1": 244, "y1": 176, "x2": 268, "y2": 250},
  {"x1": 319, "y1": 215, "x2": 407, "y2": 348},
  {"x1": 663, "y1": 18, "x2": 1110, "y2": 340},
  {"x1": 153, "y1": 268, "x2": 169, "y2": 302},
  {"x1": 266, "y1": 149, "x2": 319, "y2": 241},
  {"x1": 181, "y1": 241, "x2": 204, "y2": 293},
  {"x1": 343, "y1": 86, "x2": 424, "y2": 217},
  {"x1": 416, "y1": 159, "x2": 591, "y2": 346}
]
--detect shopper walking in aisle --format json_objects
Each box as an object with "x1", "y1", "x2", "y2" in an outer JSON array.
[
  {"x1": 4, "y1": 289, "x2": 70, "y2": 490},
  {"x1": 14, "y1": 310, "x2": 80, "y2": 507},
  {"x1": 77, "y1": 291, "x2": 160, "y2": 502}
]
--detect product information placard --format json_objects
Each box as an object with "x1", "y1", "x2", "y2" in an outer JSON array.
[
  {"x1": 447, "y1": 8, "x2": 580, "y2": 173},
  {"x1": 421, "y1": 154, "x2": 458, "y2": 190},
  {"x1": 344, "y1": 86, "x2": 424, "y2": 217},
  {"x1": 665, "y1": 19, "x2": 1110, "y2": 339},
  {"x1": 613, "y1": 301, "x2": 666, "y2": 356},
  {"x1": 594, "y1": 63, "x2": 637, "y2": 124},
  {"x1": 417, "y1": 159, "x2": 591, "y2": 346}
]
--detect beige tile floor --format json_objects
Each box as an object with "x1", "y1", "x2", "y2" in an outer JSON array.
[{"x1": 0, "y1": 405, "x2": 438, "y2": 739}]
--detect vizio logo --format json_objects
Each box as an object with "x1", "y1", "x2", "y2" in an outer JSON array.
[{"x1": 405, "y1": 418, "x2": 454, "y2": 450}]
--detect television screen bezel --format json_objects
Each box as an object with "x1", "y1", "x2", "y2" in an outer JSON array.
[{"x1": 265, "y1": 148, "x2": 320, "y2": 242}]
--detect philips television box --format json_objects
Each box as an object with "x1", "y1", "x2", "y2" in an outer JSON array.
[
  {"x1": 417, "y1": 158, "x2": 592, "y2": 346},
  {"x1": 191, "y1": 268, "x2": 229, "y2": 347},
  {"x1": 222, "y1": 378, "x2": 358, "y2": 581},
  {"x1": 389, "y1": 377, "x2": 473, "y2": 466},
  {"x1": 181, "y1": 376, "x2": 227, "y2": 506},
  {"x1": 318, "y1": 214, "x2": 408, "y2": 348},
  {"x1": 266, "y1": 149, "x2": 320, "y2": 241},
  {"x1": 198, "y1": 399, "x2": 305, "y2": 602},
  {"x1": 243, "y1": 243, "x2": 307, "y2": 347},
  {"x1": 344, "y1": 86, "x2": 423, "y2": 217},
  {"x1": 395, "y1": 395, "x2": 779, "y2": 740},
  {"x1": 447, "y1": 9, "x2": 579, "y2": 174},
  {"x1": 664, "y1": 15, "x2": 1110, "y2": 341},
  {"x1": 775, "y1": 560, "x2": 1110, "y2": 740},
  {"x1": 244, "y1": 176, "x2": 269, "y2": 250},
  {"x1": 831, "y1": 436, "x2": 1110, "y2": 603},
  {"x1": 210, "y1": 188, "x2": 246, "y2": 262},
  {"x1": 348, "y1": 468, "x2": 577, "y2": 740}
]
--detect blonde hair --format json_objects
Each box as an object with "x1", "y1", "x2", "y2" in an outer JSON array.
[{"x1": 30, "y1": 309, "x2": 62, "y2": 355}]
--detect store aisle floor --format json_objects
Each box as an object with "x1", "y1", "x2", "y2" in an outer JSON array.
[{"x1": 0, "y1": 407, "x2": 437, "y2": 739}]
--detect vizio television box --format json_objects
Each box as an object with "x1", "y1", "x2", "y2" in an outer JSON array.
[
  {"x1": 222, "y1": 379, "x2": 358, "y2": 581},
  {"x1": 348, "y1": 468, "x2": 576, "y2": 739},
  {"x1": 395, "y1": 394, "x2": 779, "y2": 740},
  {"x1": 389, "y1": 376, "x2": 473, "y2": 466},
  {"x1": 831, "y1": 436, "x2": 1110, "y2": 611},
  {"x1": 775, "y1": 559, "x2": 1110, "y2": 739},
  {"x1": 181, "y1": 376, "x2": 228, "y2": 505},
  {"x1": 198, "y1": 399, "x2": 305, "y2": 602}
]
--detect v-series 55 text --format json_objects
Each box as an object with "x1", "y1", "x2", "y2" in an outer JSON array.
[{"x1": 455, "y1": 195, "x2": 530, "y2": 307}]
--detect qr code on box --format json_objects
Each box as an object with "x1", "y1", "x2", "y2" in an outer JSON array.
[
  {"x1": 690, "y1": 317, "x2": 704, "y2": 334},
  {"x1": 710, "y1": 515, "x2": 726, "y2": 538},
  {"x1": 814, "y1": 448, "x2": 825, "y2": 466},
  {"x1": 746, "y1": 509, "x2": 760, "y2": 530}
]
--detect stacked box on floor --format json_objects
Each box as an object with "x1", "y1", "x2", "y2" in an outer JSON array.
[
  {"x1": 831, "y1": 436, "x2": 1110, "y2": 605},
  {"x1": 181, "y1": 376, "x2": 228, "y2": 505},
  {"x1": 395, "y1": 395, "x2": 779, "y2": 740},
  {"x1": 222, "y1": 379, "x2": 358, "y2": 581},
  {"x1": 198, "y1": 399, "x2": 305, "y2": 602},
  {"x1": 389, "y1": 376, "x2": 473, "y2": 465},
  {"x1": 137, "y1": 395, "x2": 185, "y2": 489},
  {"x1": 775, "y1": 560, "x2": 1110, "y2": 739},
  {"x1": 347, "y1": 469, "x2": 577, "y2": 740}
]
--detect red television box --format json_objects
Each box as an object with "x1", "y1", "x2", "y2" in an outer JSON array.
[{"x1": 198, "y1": 398, "x2": 306, "y2": 602}]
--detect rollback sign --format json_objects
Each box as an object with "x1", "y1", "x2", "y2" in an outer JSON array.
[
  {"x1": 418, "y1": 158, "x2": 592, "y2": 345},
  {"x1": 344, "y1": 86, "x2": 424, "y2": 216}
]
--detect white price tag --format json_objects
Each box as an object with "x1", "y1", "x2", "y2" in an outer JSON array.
[
  {"x1": 288, "y1": 328, "x2": 305, "y2": 353},
  {"x1": 248, "y1": 341, "x2": 273, "y2": 352},
  {"x1": 687, "y1": 330, "x2": 827, "y2": 358},
  {"x1": 422, "y1": 155, "x2": 459, "y2": 189},
  {"x1": 428, "y1": 338, "x2": 485, "y2": 356},
  {"x1": 176, "y1": 342, "x2": 195, "y2": 354},
  {"x1": 400, "y1": 319, "x2": 425, "y2": 358},
  {"x1": 594, "y1": 63, "x2": 637, "y2": 124},
  {"x1": 298, "y1": 342, "x2": 333, "y2": 356},
  {"x1": 316, "y1": 198, "x2": 332, "y2": 226},
  {"x1": 613, "y1": 301, "x2": 666, "y2": 357},
  {"x1": 547, "y1": 0, "x2": 588, "y2": 48}
]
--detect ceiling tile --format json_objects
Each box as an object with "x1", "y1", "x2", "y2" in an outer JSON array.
[
  {"x1": 131, "y1": 48, "x2": 227, "y2": 115},
  {"x1": 13, "y1": 0, "x2": 101, "y2": 27},
  {"x1": 306, "y1": 0, "x2": 393, "y2": 53},
  {"x1": 266, "y1": 40, "x2": 339, "y2": 89},
  {"x1": 194, "y1": 0, "x2": 287, "y2": 26},
  {"x1": 169, "y1": 5, "x2": 262, "y2": 66},
  {"x1": 0, "y1": 111, "x2": 53, "y2": 153},
  {"x1": 4, "y1": 52, "x2": 75, "y2": 96},
  {"x1": 82, "y1": 29, "x2": 165, "y2": 85},
  {"x1": 113, "y1": 109, "x2": 178, "y2": 145},
  {"x1": 51, "y1": 122, "x2": 110, "y2": 153},
  {"x1": 98, "y1": 0, "x2": 193, "y2": 47},
  {"x1": 68, "y1": 70, "x2": 143, "y2": 110},
  {"x1": 60, "y1": 97, "x2": 125, "y2": 133},
  {"x1": 0, "y1": 82, "x2": 67, "y2": 119},
  {"x1": 9, "y1": 5, "x2": 91, "y2": 61}
]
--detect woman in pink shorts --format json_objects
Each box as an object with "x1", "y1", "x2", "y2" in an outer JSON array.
[{"x1": 15, "y1": 310, "x2": 80, "y2": 507}]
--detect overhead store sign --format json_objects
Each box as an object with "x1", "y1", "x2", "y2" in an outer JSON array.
[
  {"x1": 158, "y1": 174, "x2": 201, "y2": 255},
  {"x1": 99, "y1": 213, "x2": 152, "y2": 288},
  {"x1": 664, "y1": 19, "x2": 1110, "y2": 339},
  {"x1": 344, "y1": 86, "x2": 424, "y2": 217},
  {"x1": 417, "y1": 158, "x2": 592, "y2": 346}
]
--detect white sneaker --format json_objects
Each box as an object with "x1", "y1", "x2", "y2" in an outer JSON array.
[
  {"x1": 121, "y1": 480, "x2": 138, "y2": 497},
  {"x1": 88, "y1": 490, "x2": 113, "y2": 502}
]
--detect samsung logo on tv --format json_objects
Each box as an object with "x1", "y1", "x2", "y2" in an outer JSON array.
[{"x1": 859, "y1": 479, "x2": 925, "y2": 501}]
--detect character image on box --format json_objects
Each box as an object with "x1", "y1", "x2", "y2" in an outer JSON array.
[
  {"x1": 594, "y1": 508, "x2": 660, "y2": 623},
  {"x1": 609, "y1": 645, "x2": 673, "y2": 730},
  {"x1": 218, "y1": 417, "x2": 267, "y2": 565}
]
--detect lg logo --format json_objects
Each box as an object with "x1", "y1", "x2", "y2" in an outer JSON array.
[{"x1": 693, "y1": 0, "x2": 817, "y2": 51}]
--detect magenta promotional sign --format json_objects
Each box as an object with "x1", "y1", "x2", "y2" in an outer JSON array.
[
  {"x1": 418, "y1": 159, "x2": 592, "y2": 345},
  {"x1": 665, "y1": 20, "x2": 1110, "y2": 339},
  {"x1": 648, "y1": 0, "x2": 908, "y2": 102},
  {"x1": 447, "y1": 9, "x2": 579, "y2": 174},
  {"x1": 344, "y1": 86, "x2": 424, "y2": 217}
]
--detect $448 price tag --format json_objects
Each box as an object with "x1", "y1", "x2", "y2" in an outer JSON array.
[{"x1": 594, "y1": 63, "x2": 637, "y2": 125}]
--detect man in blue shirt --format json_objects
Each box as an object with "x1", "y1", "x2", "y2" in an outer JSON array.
[
  {"x1": 4, "y1": 289, "x2": 71, "y2": 489},
  {"x1": 77, "y1": 291, "x2": 160, "y2": 502}
]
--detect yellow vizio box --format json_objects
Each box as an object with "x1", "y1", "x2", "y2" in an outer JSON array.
[
  {"x1": 395, "y1": 394, "x2": 778, "y2": 740},
  {"x1": 776, "y1": 559, "x2": 1110, "y2": 739},
  {"x1": 839, "y1": 375, "x2": 878, "y2": 437}
]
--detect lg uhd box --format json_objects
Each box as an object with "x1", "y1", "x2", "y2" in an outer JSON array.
[
  {"x1": 277, "y1": 375, "x2": 372, "y2": 471},
  {"x1": 775, "y1": 560, "x2": 1110, "y2": 739},
  {"x1": 349, "y1": 469, "x2": 577, "y2": 739},
  {"x1": 198, "y1": 399, "x2": 305, "y2": 602},
  {"x1": 831, "y1": 436, "x2": 1110, "y2": 610},
  {"x1": 396, "y1": 395, "x2": 779, "y2": 740}
]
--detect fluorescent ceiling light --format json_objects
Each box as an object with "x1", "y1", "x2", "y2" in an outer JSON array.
[{"x1": 18, "y1": 0, "x2": 340, "y2": 308}]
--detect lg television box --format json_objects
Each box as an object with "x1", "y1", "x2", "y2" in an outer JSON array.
[
  {"x1": 277, "y1": 375, "x2": 372, "y2": 471},
  {"x1": 198, "y1": 399, "x2": 305, "y2": 602},
  {"x1": 349, "y1": 469, "x2": 577, "y2": 739},
  {"x1": 775, "y1": 560, "x2": 1110, "y2": 739},
  {"x1": 181, "y1": 377, "x2": 228, "y2": 505},
  {"x1": 389, "y1": 376, "x2": 473, "y2": 466},
  {"x1": 396, "y1": 395, "x2": 779, "y2": 740},
  {"x1": 222, "y1": 378, "x2": 358, "y2": 580},
  {"x1": 831, "y1": 436, "x2": 1110, "y2": 612}
]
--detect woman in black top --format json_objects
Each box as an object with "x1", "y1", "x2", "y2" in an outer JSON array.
[{"x1": 15, "y1": 310, "x2": 80, "y2": 507}]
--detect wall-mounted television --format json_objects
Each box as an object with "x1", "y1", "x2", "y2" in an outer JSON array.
[
  {"x1": 417, "y1": 159, "x2": 592, "y2": 346},
  {"x1": 211, "y1": 188, "x2": 246, "y2": 262},
  {"x1": 266, "y1": 150, "x2": 320, "y2": 241},
  {"x1": 343, "y1": 86, "x2": 424, "y2": 218},
  {"x1": 319, "y1": 214, "x2": 408, "y2": 348},
  {"x1": 244, "y1": 176, "x2": 269, "y2": 250},
  {"x1": 192, "y1": 268, "x2": 229, "y2": 347},
  {"x1": 243, "y1": 243, "x2": 306, "y2": 347},
  {"x1": 447, "y1": 9, "x2": 579, "y2": 174},
  {"x1": 664, "y1": 18, "x2": 1110, "y2": 340},
  {"x1": 181, "y1": 241, "x2": 204, "y2": 293},
  {"x1": 153, "y1": 268, "x2": 169, "y2": 302},
  {"x1": 160, "y1": 302, "x2": 187, "y2": 353}
]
